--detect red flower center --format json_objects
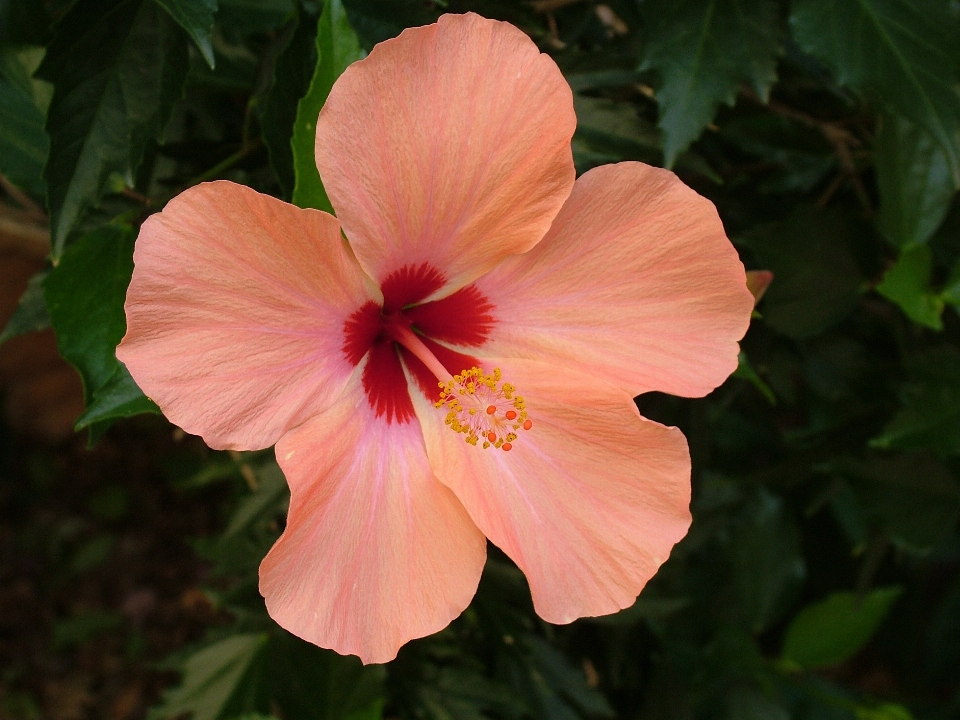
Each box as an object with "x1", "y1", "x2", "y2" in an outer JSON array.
[{"x1": 342, "y1": 263, "x2": 496, "y2": 424}]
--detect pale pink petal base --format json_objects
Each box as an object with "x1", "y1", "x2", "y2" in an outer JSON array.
[
  {"x1": 118, "y1": 181, "x2": 373, "y2": 450},
  {"x1": 316, "y1": 12, "x2": 576, "y2": 292},
  {"x1": 476, "y1": 162, "x2": 754, "y2": 398},
  {"x1": 412, "y1": 358, "x2": 692, "y2": 624},
  {"x1": 260, "y1": 379, "x2": 487, "y2": 664}
]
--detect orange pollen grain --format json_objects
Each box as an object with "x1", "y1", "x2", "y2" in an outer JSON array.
[
  {"x1": 486, "y1": 405, "x2": 497, "y2": 415},
  {"x1": 523, "y1": 419, "x2": 533, "y2": 431},
  {"x1": 505, "y1": 410, "x2": 517, "y2": 420},
  {"x1": 487, "y1": 431, "x2": 497, "y2": 442},
  {"x1": 502, "y1": 442, "x2": 513, "y2": 451}
]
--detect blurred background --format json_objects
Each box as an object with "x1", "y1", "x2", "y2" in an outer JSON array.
[{"x1": 2, "y1": 0, "x2": 960, "y2": 718}]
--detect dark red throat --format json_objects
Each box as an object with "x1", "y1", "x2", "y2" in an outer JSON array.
[{"x1": 342, "y1": 263, "x2": 495, "y2": 424}]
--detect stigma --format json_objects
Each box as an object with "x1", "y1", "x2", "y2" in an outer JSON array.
[{"x1": 435, "y1": 367, "x2": 533, "y2": 450}]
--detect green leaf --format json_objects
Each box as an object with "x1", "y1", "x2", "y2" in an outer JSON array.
[
  {"x1": 53, "y1": 610, "x2": 123, "y2": 650},
  {"x1": 876, "y1": 243, "x2": 944, "y2": 330},
  {"x1": 790, "y1": 0, "x2": 960, "y2": 185},
  {"x1": 572, "y1": 94, "x2": 720, "y2": 181},
  {"x1": 217, "y1": 0, "x2": 294, "y2": 39},
  {"x1": 0, "y1": 0, "x2": 52, "y2": 44},
  {"x1": 260, "y1": 8, "x2": 319, "y2": 199},
  {"x1": 0, "y1": 270, "x2": 50, "y2": 346},
  {"x1": 943, "y1": 255, "x2": 960, "y2": 306},
  {"x1": 729, "y1": 490, "x2": 806, "y2": 632},
  {"x1": 782, "y1": 587, "x2": 903, "y2": 668},
  {"x1": 732, "y1": 352, "x2": 776, "y2": 404},
  {"x1": 834, "y1": 454, "x2": 960, "y2": 552},
  {"x1": 340, "y1": 0, "x2": 438, "y2": 50},
  {"x1": 856, "y1": 703, "x2": 915, "y2": 720},
  {"x1": 523, "y1": 636, "x2": 615, "y2": 718},
  {"x1": 268, "y1": 632, "x2": 386, "y2": 720},
  {"x1": 44, "y1": 225, "x2": 158, "y2": 436},
  {"x1": 74, "y1": 363, "x2": 159, "y2": 430},
  {"x1": 291, "y1": 0, "x2": 364, "y2": 212},
  {"x1": 152, "y1": 0, "x2": 218, "y2": 69},
  {"x1": 638, "y1": 0, "x2": 783, "y2": 167},
  {"x1": 413, "y1": 666, "x2": 523, "y2": 720},
  {"x1": 875, "y1": 112, "x2": 955, "y2": 247},
  {"x1": 719, "y1": 114, "x2": 835, "y2": 194},
  {"x1": 149, "y1": 634, "x2": 270, "y2": 720},
  {"x1": 871, "y1": 346, "x2": 960, "y2": 456},
  {"x1": 37, "y1": 0, "x2": 190, "y2": 260},
  {"x1": 220, "y1": 462, "x2": 288, "y2": 540},
  {"x1": 743, "y1": 206, "x2": 866, "y2": 339},
  {"x1": 574, "y1": 94, "x2": 661, "y2": 168},
  {"x1": 0, "y1": 47, "x2": 49, "y2": 199}
]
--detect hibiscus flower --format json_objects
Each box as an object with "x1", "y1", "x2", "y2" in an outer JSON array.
[{"x1": 117, "y1": 12, "x2": 753, "y2": 663}]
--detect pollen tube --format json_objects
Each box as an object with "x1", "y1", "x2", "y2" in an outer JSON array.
[{"x1": 384, "y1": 315, "x2": 533, "y2": 451}]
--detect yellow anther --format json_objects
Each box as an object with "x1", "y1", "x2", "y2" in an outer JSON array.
[{"x1": 436, "y1": 366, "x2": 534, "y2": 452}]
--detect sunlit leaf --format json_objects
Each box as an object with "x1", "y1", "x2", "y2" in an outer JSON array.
[
  {"x1": 876, "y1": 243, "x2": 944, "y2": 330},
  {"x1": 291, "y1": 0, "x2": 364, "y2": 212},
  {"x1": 782, "y1": 587, "x2": 903, "y2": 668}
]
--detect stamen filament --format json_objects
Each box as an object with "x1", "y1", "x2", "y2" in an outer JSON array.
[{"x1": 383, "y1": 315, "x2": 452, "y2": 383}]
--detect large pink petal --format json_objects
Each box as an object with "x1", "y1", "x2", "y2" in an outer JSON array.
[
  {"x1": 117, "y1": 181, "x2": 373, "y2": 450},
  {"x1": 316, "y1": 13, "x2": 576, "y2": 291},
  {"x1": 411, "y1": 358, "x2": 691, "y2": 624},
  {"x1": 475, "y1": 162, "x2": 754, "y2": 398},
  {"x1": 261, "y1": 378, "x2": 487, "y2": 664}
]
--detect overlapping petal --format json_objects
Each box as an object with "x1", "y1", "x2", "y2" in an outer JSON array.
[
  {"x1": 117, "y1": 181, "x2": 372, "y2": 450},
  {"x1": 260, "y1": 378, "x2": 487, "y2": 664},
  {"x1": 412, "y1": 358, "x2": 691, "y2": 623},
  {"x1": 475, "y1": 162, "x2": 754, "y2": 398},
  {"x1": 315, "y1": 12, "x2": 576, "y2": 293}
]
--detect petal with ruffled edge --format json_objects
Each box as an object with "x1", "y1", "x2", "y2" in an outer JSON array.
[
  {"x1": 412, "y1": 358, "x2": 691, "y2": 624},
  {"x1": 118, "y1": 181, "x2": 373, "y2": 451},
  {"x1": 316, "y1": 13, "x2": 576, "y2": 292},
  {"x1": 260, "y1": 378, "x2": 487, "y2": 664},
  {"x1": 475, "y1": 163, "x2": 754, "y2": 398}
]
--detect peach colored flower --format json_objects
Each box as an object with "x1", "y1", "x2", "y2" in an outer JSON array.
[{"x1": 117, "y1": 13, "x2": 753, "y2": 664}]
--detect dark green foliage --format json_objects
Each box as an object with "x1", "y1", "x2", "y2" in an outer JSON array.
[
  {"x1": 43, "y1": 225, "x2": 157, "y2": 436},
  {"x1": 4, "y1": 0, "x2": 960, "y2": 718},
  {"x1": 639, "y1": 0, "x2": 784, "y2": 166},
  {"x1": 259, "y1": 8, "x2": 318, "y2": 199},
  {"x1": 153, "y1": 0, "x2": 219, "y2": 69},
  {"x1": 0, "y1": 47, "x2": 49, "y2": 200},
  {"x1": 790, "y1": 0, "x2": 960, "y2": 183},
  {"x1": 37, "y1": 0, "x2": 190, "y2": 259},
  {"x1": 0, "y1": 270, "x2": 50, "y2": 345}
]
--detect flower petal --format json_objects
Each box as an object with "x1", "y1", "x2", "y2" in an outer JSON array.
[
  {"x1": 412, "y1": 357, "x2": 691, "y2": 624},
  {"x1": 260, "y1": 378, "x2": 487, "y2": 664},
  {"x1": 475, "y1": 162, "x2": 754, "y2": 398},
  {"x1": 117, "y1": 181, "x2": 372, "y2": 450},
  {"x1": 316, "y1": 13, "x2": 576, "y2": 291}
]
